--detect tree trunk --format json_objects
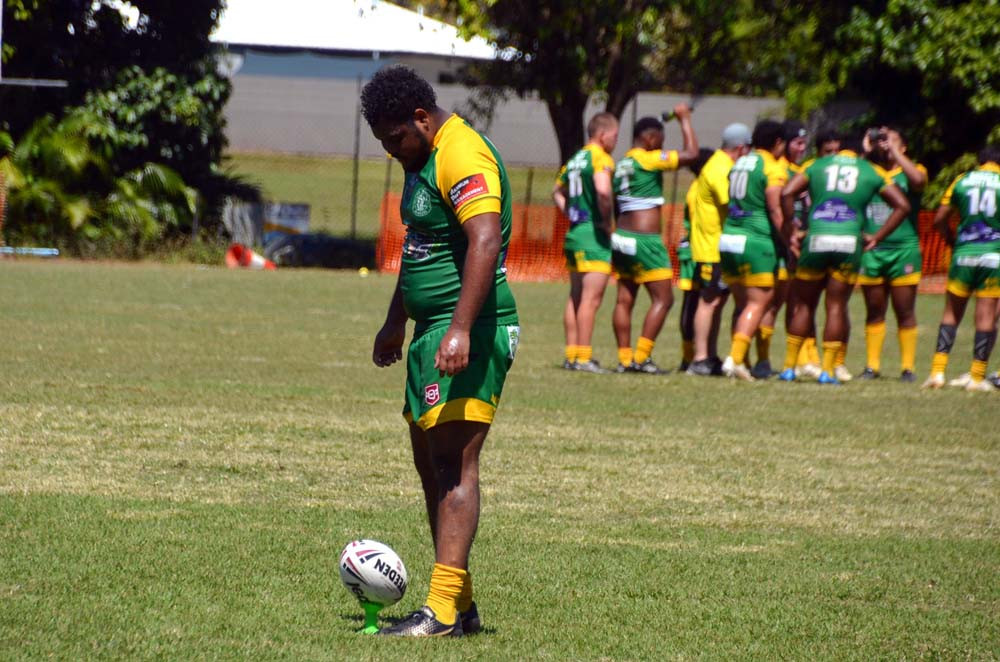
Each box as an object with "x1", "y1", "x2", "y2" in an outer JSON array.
[{"x1": 545, "y1": 90, "x2": 589, "y2": 165}]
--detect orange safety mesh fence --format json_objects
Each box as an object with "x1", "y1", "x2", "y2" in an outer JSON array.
[{"x1": 377, "y1": 193, "x2": 951, "y2": 293}]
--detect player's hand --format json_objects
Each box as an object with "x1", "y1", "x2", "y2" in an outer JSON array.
[
  {"x1": 673, "y1": 103, "x2": 691, "y2": 120},
  {"x1": 435, "y1": 327, "x2": 470, "y2": 376},
  {"x1": 789, "y1": 232, "x2": 802, "y2": 258},
  {"x1": 373, "y1": 321, "x2": 406, "y2": 367},
  {"x1": 862, "y1": 233, "x2": 878, "y2": 251}
]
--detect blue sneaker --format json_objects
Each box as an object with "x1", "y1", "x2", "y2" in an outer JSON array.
[
  {"x1": 817, "y1": 371, "x2": 841, "y2": 385},
  {"x1": 778, "y1": 368, "x2": 797, "y2": 381}
]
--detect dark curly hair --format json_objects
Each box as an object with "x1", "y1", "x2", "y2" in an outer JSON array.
[{"x1": 360, "y1": 65, "x2": 439, "y2": 128}]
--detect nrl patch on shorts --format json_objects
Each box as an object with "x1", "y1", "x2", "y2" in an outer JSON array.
[
  {"x1": 424, "y1": 383, "x2": 441, "y2": 406},
  {"x1": 449, "y1": 174, "x2": 488, "y2": 209}
]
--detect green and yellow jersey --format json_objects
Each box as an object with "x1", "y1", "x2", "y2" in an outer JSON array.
[
  {"x1": 399, "y1": 114, "x2": 518, "y2": 335},
  {"x1": 613, "y1": 147, "x2": 680, "y2": 212},
  {"x1": 690, "y1": 149, "x2": 734, "y2": 263},
  {"x1": 865, "y1": 164, "x2": 927, "y2": 248},
  {"x1": 780, "y1": 156, "x2": 807, "y2": 223},
  {"x1": 801, "y1": 150, "x2": 894, "y2": 240},
  {"x1": 557, "y1": 143, "x2": 615, "y2": 227},
  {"x1": 941, "y1": 162, "x2": 1000, "y2": 255},
  {"x1": 724, "y1": 148, "x2": 787, "y2": 238}
]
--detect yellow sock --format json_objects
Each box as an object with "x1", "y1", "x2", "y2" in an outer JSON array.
[
  {"x1": 865, "y1": 322, "x2": 887, "y2": 372},
  {"x1": 577, "y1": 346, "x2": 593, "y2": 363},
  {"x1": 682, "y1": 340, "x2": 694, "y2": 363},
  {"x1": 457, "y1": 572, "x2": 473, "y2": 613},
  {"x1": 756, "y1": 326, "x2": 774, "y2": 362},
  {"x1": 931, "y1": 351, "x2": 949, "y2": 375},
  {"x1": 784, "y1": 335, "x2": 805, "y2": 370},
  {"x1": 898, "y1": 327, "x2": 918, "y2": 372},
  {"x1": 617, "y1": 347, "x2": 634, "y2": 366},
  {"x1": 425, "y1": 563, "x2": 466, "y2": 625},
  {"x1": 822, "y1": 341, "x2": 842, "y2": 374},
  {"x1": 835, "y1": 341, "x2": 848, "y2": 368},
  {"x1": 971, "y1": 359, "x2": 988, "y2": 381},
  {"x1": 798, "y1": 337, "x2": 817, "y2": 366},
  {"x1": 634, "y1": 336, "x2": 655, "y2": 364},
  {"x1": 730, "y1": 333, "x2": 752, "y2": 365},
  {"x1": 565, "y1": 345, "x2": 578, "y2": 362},
  {"x1": 808, "y1": 337, "x2": 821, "y2": 365}
]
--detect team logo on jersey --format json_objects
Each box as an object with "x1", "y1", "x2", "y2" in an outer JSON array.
[
  {"x1": 449, "y1": 174, "x2": 488, "y2": 209},
  {"x1": 411, "y1": 187, "x2": 433, "y2": 217},
  {"x1": 424, "y1": 383, "x2": 441, "y2": 406}
]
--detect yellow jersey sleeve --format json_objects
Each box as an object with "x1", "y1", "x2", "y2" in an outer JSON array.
[
  {"x1": 763, "y1": 157, "x2": 788, "y2": 188},
  {"x1": 555, "y1": 165, "x2": 567, "y2": 188},
  {"x1": 592, "y1": 148, "x2": 615, "y2": 173},
  {"x1": 940, "y1": 174, "x2": 963, "y2": 207},
  {"x1": 707, "y1": 159, "x2": 730, "y2": 207},
  {"x1": 435, "y1": 122, "x2": 502, "y2": 223},
  {"x1": 630, "y1": 149, "x2": 679, "y2": 171},
  {"x1": 799, "y1": 158, "x2": 816, "y2": 182}
]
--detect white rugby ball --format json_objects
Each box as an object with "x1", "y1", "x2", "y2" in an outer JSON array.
[{"x1": 339, "y1": 539, "x2": 408, "y2": 607}]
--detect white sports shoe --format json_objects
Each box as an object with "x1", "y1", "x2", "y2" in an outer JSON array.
[
  {"x1": 965, "y1": 378, "x2": 995, "y2": 393},
  {"x1": 948, "y1": 372, "x2": 971, "y2": 388},
  {"x1": 722, "y1": 356, "x2": 755, "y2": 382},
  {"x1": 922, "y1": 373, "x2": 945, "y2": 389},
  {"x1": 834, "y1": 365, "x2": 853, "y2": 382},
  {"x1": 797, "y1": 363, "x2": 822, "y2": 380}
]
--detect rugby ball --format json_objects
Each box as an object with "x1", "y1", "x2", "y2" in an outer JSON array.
[{"x1": 339, "y1": 539, "x2": 408, "y2": 607}]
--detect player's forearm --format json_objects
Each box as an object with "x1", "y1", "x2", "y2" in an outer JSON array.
[
  {"x1": 450, "y1": 222, "x2": 502, "y2": 334},
  {"x1": 933, "y1": 206, "x2": 954, "y2": 245},
  {"x1": 871, "y1": 206, "x2": 910, "y2": 244},
  {"x1": 597, "y1": 193, "x2": 614, "y2": 233},
  {"x1": 895, "y1": 152, "x2": 927, "y2": 190},
  {"x1": 766, "y1": 188, "x2": 786, "y2": 243},
  {"x1": 553, "y1": 186, "x2": 567, "y2": 214},
  {"x1": 780, "y1": 194, "x2": 796, "y2": 234},
  {"x1": 677, "y1": 117, "x2": 699, "y2": 161}
]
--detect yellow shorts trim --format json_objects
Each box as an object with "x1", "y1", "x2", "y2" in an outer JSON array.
[
  {"x1": 795, "y1": 267, "x2": 828, "y2": 282},
  {"x1": 829, "y1": 270, "x2": 858, "y2": 285},
  {"x1": 856, "y1": 274, "x2": 884, "y2": 286},
  {"x1": 777, "y1": 267, "x2": 790, "y2": 281},
  {"x1": 413, "y1": 397, "x2": 496, "y2": 431},
  {"x1": 978, "y1": 287, "x2": 1000, "y2": 298},
  {"x1": 890, "y1": 272, "x2": 921, "y2": 287},
  {"x1": 744, "y1": 272, "x2": 776, "y2": 288},
  {"x1": 947, "y1": 280, "x2": 971, "y2": 298},
  {"x1": 568, "y1": 255, "x2": 613, "y2": 274},
  {"x1": 678, "y1": 278, "x2": 693, "y2": 291},
  {"x1": 622, "y1": 268, "x2": 673, "y2": 284}
]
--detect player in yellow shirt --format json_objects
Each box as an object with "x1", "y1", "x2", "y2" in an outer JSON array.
[
  {"x1": 687, "y1": 123, "x2": 752, "y2": 376},
  {"x1": 554, "y1": 113, "x2": 619, "y2": 373}
]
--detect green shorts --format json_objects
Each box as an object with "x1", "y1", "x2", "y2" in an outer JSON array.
[
  {"x1": 564, "y1": 222, "x2": 612, "y2": 273},
  {"x1": 946, "y1": 250, "x2": 1000, "y2": 298},
  {"x1": 719, "y1": 232, "x2": 777, "y2": 287},
  {"x1": 611, "y1": 229, "x2": 673, "y2": 283},
  {"x1": 796, "y1": 233, "x2": 862, "y2": 284},
  {"x1": 403, "y1": 322, "x2": 519, "y2": 431},
  {"x1": 676, "y1": 239, "x2": 694, "y2": 291},
  {"x1": 857, "y1": 244, "x2": 922, "y2": 286}
]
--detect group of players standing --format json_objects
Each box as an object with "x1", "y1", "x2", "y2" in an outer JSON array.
[{"x1": 553, "y1": 108, "x2": 1000, "y2": 391}]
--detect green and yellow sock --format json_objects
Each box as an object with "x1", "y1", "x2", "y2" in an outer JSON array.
[
  {"x1": 756, "y1": 326, "x2": 774, "y2": 362},
  {"x1": 898, "y1": 327, "x2": 918, "y2": 373},
  {"x1": 865, "y1": 322, "x2": 887, "y2": 372},
  {"x1": 425, "y1": 563, "x2": 466, "y2": 626},
  {"x1": 634, "y1": 336, "x2": 655, "y2": 364}
]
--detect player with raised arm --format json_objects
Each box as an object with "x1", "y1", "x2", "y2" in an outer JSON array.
[
  {"x1": 554, "y1": 113, "x2": 619, "y2": 373},
  {"x1": 610, "y1": 105, "x2": 699, "y2": 373},
  {"x1": 857, "y1": 127, "x2": 927, "y2": 382},
  {"x1": 922, "y1": 145, "x2": 1000, "y2": 392},
  {"x1": 363, "y1": 66, "x2": 519, "y2": 637},
  {"x1": 719, "y1": 120, "x2": 788, "y2": 381},
  {"x1": 686, "y1": 123, "x2": 752, "y2": 376},
  {"x1": 778, "y1": 132, "x2": 910, "y2": 385}
]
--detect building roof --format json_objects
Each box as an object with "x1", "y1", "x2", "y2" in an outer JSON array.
[{"x1": 211, "y1": 0, "x2": 496, "y2": 60}]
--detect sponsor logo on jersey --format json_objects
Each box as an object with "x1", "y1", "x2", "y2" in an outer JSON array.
[
  {"x1": 449, "y1": 173, "x2": 489, "y2": 210},
  {"x1": 812, "y1": 199, "x2": 857, "y2": 223},
  {"x1": 957, "y1": 221, "x2": 1000, "y2": 244},
  {"x1": 424, "y1": 383, "x2": 441, "y2": 406},
  {"x1": 402, "y1": 231, "x2": 434, "y2": 261},
  {"x1": 411, "y1": 187, "x2": 433, "y2": 217}
]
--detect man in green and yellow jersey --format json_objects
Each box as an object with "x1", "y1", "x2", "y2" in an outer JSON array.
[
  {"x1": 686, "y1": 123, "x2": 752, "y2": 376},
  {"x1": 611, "y1": 104, "x2": 699, "y2": 374},
  {"x1": 363, "y1": 65, "x2": 518, "y2": 637},
  {"x1": 676, "y1": 148, "x2": 716, "y2": 370},
  {"x1": 719, "y1": 120, "x2": 788, "y2": 381},
  {"x1": 858, "y1": 127, "x2": 927, "y2": 382},
  {"x1": 923, "y1": 145, "x2": 1000, "y2": 392},
  {"x1": 779, "y1": 133, "x2": 910, "y2": 385},
  {"x1": 554, "y1": 112, "x2": 619, "y2": 373},
  {"x1": 752, "y1": 120, "x2": 809, "y2": 379}
]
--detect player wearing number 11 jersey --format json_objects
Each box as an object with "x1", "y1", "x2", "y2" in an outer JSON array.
[{"x1": 779, "y1": 135, "x2": 910, "y2": 384}]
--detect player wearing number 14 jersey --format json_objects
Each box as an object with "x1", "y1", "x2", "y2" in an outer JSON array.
[{"x1": 779, "y1": 135, "x2": 910, "y2": 384}]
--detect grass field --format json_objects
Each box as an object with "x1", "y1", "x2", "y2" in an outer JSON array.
[
  {"x1": 1, "y1": 260, "x2": 998, "y2": 661},
  {"x1": 225, "y1": 152, "x2": 695, "y2": 239}
]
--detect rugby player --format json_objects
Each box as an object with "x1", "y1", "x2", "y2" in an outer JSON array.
[
  {"x1": 611, "y1": 105, "x2": 699, "y2": 373},
  {"x1": 922, "y1": 145, "x2": 1000, "y2": 392},
  {"x1": 554, "y1": 113, "x2": 619, "y2": 373},
  {"x1": 720, "y1": 120, "x2": 788, "y2": 381},
  {"x1": 858, "y1": 127, "x2": 927, "y2": 382},
  {"x1": 686, "y1": 123, "x2": 752, "y2": 376},
  {"x1": 364, "y1": 66, "x2": 519, "y2": 636},
  {"x1": 676, "y1": 148, "x2": 716, "y2": 370},
  {"x1": 752, "y1": 120, "x2": 809, "y2": 378},
  {"x1": 779, "y1": 132, "x2": 910, "y2": 385}
]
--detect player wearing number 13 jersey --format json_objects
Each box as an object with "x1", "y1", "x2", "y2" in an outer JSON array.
[
  {"x1": 923, "y1": 146, "x2": 1000, "y2": 392},
  {"x1": 779, "y1": 136, "x2": 910, "y2": 384}
]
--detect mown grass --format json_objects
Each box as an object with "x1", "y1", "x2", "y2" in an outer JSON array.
[{"x1": 1, "y1": 260, "x2": 997, "y2": 661}]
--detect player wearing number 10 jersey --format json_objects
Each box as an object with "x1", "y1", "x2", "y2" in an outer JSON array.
[{"x1": 779, "y1": 135, "x2": 910, "y2": 384}]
